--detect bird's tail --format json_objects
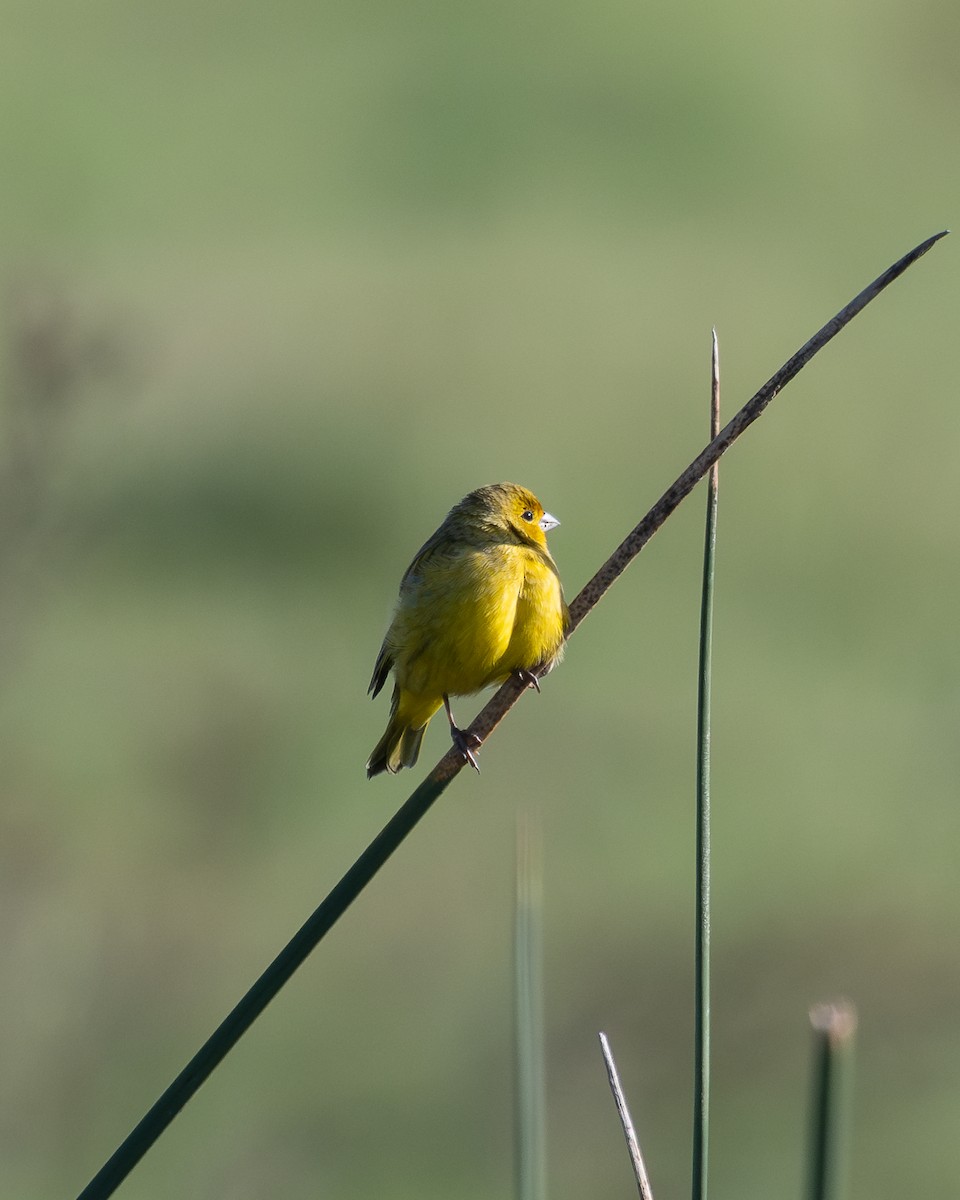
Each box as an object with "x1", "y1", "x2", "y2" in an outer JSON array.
[{"x1": 366, "y1": 689, "x2": 439, "y2": 778}]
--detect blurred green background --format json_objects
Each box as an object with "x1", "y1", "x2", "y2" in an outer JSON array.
[{"x1": 1, "y1": 1, "x2": 957, "y2": 1197}]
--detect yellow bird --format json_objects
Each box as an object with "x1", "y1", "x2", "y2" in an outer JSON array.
[{"x1": 367, "y1": 482, "x2": 569, "y2": 777}]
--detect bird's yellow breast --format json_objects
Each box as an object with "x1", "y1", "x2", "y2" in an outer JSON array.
[{"x1": 390, "y1": 541, "x2": 565, "y2": 700}]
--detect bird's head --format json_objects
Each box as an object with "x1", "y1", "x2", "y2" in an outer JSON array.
[{"x1": 458, "y1": 482, "x2": 560, "y2": 550}]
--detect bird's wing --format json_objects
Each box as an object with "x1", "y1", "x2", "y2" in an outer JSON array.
[
  {"x1": 369, "y1": 530, "x2": 458, "y2": 699},
  {"x1": 399, "y1": 524, "x2": 460, "y2": 586},
  {"x1": 368, "y1": 642, "x2": 393, "y2": 698}
]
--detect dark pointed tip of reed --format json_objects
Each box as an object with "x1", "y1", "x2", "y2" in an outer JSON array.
[{"x1": 809, "y1": 1000, "x2": 858, "y2": 1045}]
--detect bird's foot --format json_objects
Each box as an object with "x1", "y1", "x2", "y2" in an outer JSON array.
[
  {"x1": 516, "y1": 668, "x2": 541, "y2": 693},
  {"x1": 450, "y1": 726, "x2": 482, "y2": 772}
]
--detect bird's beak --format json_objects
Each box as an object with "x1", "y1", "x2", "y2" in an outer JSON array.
[{"x1": 539, "y1": 511, "x2": 559, "y2": 532}]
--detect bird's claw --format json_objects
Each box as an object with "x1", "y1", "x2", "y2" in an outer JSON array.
[
  {"x1": 517, "y1": 669, "x2": 541, "y2": 693},
  {"x1": 450, "y1": 726, "x2": 482, "y2": 773}
]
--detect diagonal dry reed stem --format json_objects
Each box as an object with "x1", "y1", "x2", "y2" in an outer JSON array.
[{"x1": 75, "y1": 231, "x2": 945, "y2": 1200}]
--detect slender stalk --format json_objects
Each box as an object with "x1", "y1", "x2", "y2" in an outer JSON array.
[
  {"x1": 692, "y1": 330, "x2": 720, "y2": 1200},
  {"x1": 598, "y1": 1032, "x2": 655, "y2": 1200},
  {"x1": 514, "y1": 814, "x2": 546, "y2": 1200},
  {"x1": 76, "y1": 770, "x2": 454, "y2": 1200},
  {"x1": 74, "y1": 233, "x2": 944, "y2": 1200},
  {"x1": 807, "y1": 1002, "x2": 858, "y2": 1200}
]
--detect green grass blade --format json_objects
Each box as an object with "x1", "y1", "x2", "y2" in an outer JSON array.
[
  {"x1": 75, "y1": 768, "x2": 457, "y2": 1200},
  {"x1": 806, "y1": 1002, "x2": 858, "y2": 1200},
  {"x1": 692, "y1": 329, "x2": 720, "y2": 1200}
]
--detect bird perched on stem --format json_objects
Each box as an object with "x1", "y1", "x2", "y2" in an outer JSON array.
[{"x1": 367, "y1": 482, "x2": 569, "y2": 777}]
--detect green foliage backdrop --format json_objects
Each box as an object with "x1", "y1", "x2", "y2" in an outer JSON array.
[{"x1": 0, "y1": 1, "x2": 956, "y2": 1197}]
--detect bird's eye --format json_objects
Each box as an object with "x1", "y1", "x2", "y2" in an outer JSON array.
[{"x1": 521, "y1": 509, "x2": 534, "y2": 522}]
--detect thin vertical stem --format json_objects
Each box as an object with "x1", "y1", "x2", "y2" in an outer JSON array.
[
  {"x1": 807, "y1": 1002, "x2": 858, "y2": 1200},
  {"x1": 515, "y1": 814, "x2": 546, "y2": 1200},
  {"x1": 693, "y1": 329, "x2": 720, "y2": 1200}
]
